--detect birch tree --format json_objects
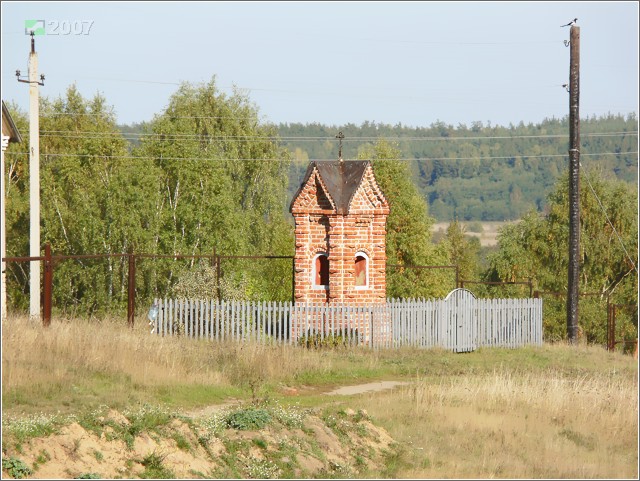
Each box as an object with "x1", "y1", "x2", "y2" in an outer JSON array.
[{"x1": 134, "y1": 78, "x2": 293, "y2": 301}]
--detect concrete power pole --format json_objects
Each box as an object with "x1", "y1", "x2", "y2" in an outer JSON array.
[
  {"x1": 567, "y1": 25, "x2": 580, "y2": 343},
  {"x1": 1, "y1": 131, "x2": 6, "y2": 322},
  {"x1": 29, "y1": 35, "x2": 41, "y2": 320},
  {"x1": 17, "y1": 33, "x2": 44, "y2": 319}
]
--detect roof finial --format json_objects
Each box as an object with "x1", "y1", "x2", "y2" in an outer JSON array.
[{"x1": 336, "y1": 131, "x2": 344, "y2": 162}]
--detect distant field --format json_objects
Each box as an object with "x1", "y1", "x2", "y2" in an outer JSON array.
[{"x1": 431, "y1": 220, "x2": 517, "y2": 247}]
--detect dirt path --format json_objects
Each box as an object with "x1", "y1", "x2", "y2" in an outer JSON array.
[
  {"x1": 181, "y1": 380, "x2": 411, "y2": 418},
  {"x1": 325, "y1": 380, "x2": 410, "y2": 396}
]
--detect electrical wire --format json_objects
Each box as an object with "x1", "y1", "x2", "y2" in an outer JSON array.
[
  {"x1": 38, "y1": 113, "x2": 259, "y2": 121},
  {"x1": 581, "y1": 165, "x2": 638, "y2": 274},
  {"x1": 35, "y1": 130, "x2": 639, "y2": 142},
  {"x1": 32, "y1": 110, "x2": 640, "y2": 122},
  {"x1": 4, "y1": 151, "x2": 637, "y2": 162}
]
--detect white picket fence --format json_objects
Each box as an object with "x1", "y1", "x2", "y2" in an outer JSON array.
[{"x1": 150, "y1": 290, "x2": 543, "y2": 351}]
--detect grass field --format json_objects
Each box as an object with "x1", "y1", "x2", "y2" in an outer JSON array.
[
  {"x1": 431, "y1": 221, "x2": 514, "y2": 247},
  {"x1": 2, "y1": 314, "x2": 638, "y2": 478}
]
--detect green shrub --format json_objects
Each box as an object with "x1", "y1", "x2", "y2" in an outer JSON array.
[
  {"x1": 2, "y1": 457, "x2": 33, "y2": 479},
  {"x1": 226, "y1": 407, "x2": 271, "y2": 430}
]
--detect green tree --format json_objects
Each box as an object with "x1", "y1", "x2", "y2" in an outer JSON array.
[
  {"x1": 358, "y1": 140, "x2": 451, "y2": 298},
  {"x1": 443, "y1": 220, "x2": 480, "y2": 285},
  {"x1": 3, "y1": 103, "x2": 30, "y2": 311},
  {"x1": 134, "y1": 78, "x2": 294, "y2": 301},
  {"x1": 485, "y1": 169, "x2": 638, "y2": 344},
  {"x1": 5, "y1": 87, "x2": 159, "y2": 315}
]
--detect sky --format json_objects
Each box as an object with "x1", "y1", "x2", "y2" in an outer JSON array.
[{"x1": 1, "y1": 1, "x2": 638, "y2": 128}]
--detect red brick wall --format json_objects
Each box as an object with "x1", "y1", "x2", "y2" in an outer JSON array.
[{"x1": 291, "y1": 164, "x2": 389, "y2": 307}]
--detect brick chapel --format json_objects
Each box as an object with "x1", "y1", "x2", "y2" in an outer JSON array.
[{"x1": 289, "y1": 159, "x2": 390, "y2": 305}]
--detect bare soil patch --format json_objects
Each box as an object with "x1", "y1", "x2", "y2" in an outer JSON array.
[{"x1": 2, "y1": 406, "x2": 397, "y2": 479}]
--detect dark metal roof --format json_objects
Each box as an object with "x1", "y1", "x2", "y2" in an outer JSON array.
[
  {"x1": 1, "y1": 101, "x2": 23, "y2": 143},
  {"x1": 290, "y1": 160, "x2": 370, "y2": 214},
  {"x1": 316, "y1": 160, "x2": 370, "y2": 214}
]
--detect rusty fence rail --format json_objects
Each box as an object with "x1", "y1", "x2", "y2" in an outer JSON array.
[
  {"x1": 6, "y1": 247, "x2": 552, "y2": 335},
  {"x1": 461, "y1": 279, "x2": 533, "y2": 298},
  {"x1": 387, "y1": 264, "x2": 459, "y2": 292},
  {"x1": 607, "y1": 303, "x2": 638, "y2": 352},
  {"x1": 532, "y1": 290, "x2": 637, "y2": 351},
  {"x1": 3, "y1": 245, "x2": 473, "y2": 327},
  {"x1": 2, "y1": 243, "x2": 296, "y2": 327}
]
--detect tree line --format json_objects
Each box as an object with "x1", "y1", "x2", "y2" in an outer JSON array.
[
  {"x1": 279, "y1": 115, "x2": 637, "y2": 221},
  {"x1": 3, "y1": 79, "x2": 637, "y2": 346}
]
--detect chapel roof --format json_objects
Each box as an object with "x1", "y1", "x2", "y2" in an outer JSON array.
[{"x1": 290, "y1": 160, "x2": 371, "y2": 215}]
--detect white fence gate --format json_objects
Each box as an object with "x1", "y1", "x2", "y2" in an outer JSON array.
[
  {"x1": 444, "y1": 288, "x2": 477, "y2": 353},
  {"x1": 150, "y1": 291, "x2": 543, "y2": 351}
]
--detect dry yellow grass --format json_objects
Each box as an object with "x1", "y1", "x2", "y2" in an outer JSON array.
[
  {"x1": 1, "y1": 315, "x2": 342, "y2": 414},
  {"x1": 2, "y1": 314, "x2": 638, "y2": 478},
  {"x1": 359, "y1": 367, "x2": 638, "y2": 478}
]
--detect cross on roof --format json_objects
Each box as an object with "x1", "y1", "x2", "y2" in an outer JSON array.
[{"x1": 335, "y1": 131, "x2": 345, "y2": 161}]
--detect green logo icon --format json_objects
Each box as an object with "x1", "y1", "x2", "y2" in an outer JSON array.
[{"x1": 25, "y1": 20, "x2": 45, "y2": 35}]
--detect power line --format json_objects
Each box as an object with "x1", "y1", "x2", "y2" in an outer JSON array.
[
  {"x1": 39, "y1": 113, "x2": 260, "y2": 121},
  {"x1": 4, "y1": 151, "x2": 637, "y2": 162},
  {"x1": 35, "y1": 130, "x2": 639, "y2": 142},
  {"x1": 31, "y1": 110, "x2": 640, "y2": 122}
]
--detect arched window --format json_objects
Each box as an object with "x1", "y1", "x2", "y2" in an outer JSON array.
[
  {"x1": 354, "y1": 252, "x2": 369, "y2": 288},
  {"x1": 313, "y1": 253, "x2": 329, "y2": 288}
]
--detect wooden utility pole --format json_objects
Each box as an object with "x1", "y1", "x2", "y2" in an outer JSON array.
[{"x1": 567, "y1": 25, "x2": 580, "y2": 343}]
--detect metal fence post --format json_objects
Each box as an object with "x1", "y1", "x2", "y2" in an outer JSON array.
[
  {"x1": 216, "y1": 254, "x2": 221, "y2": 300},
  {"x1": 128, "y1": 251, "x2": 136, "y2": 328},
  {"x1": 291, "y1": 257, "x2": 296, "y2": 303},
  {"x1": 43, "y1": 242, "x2": 52, "y2": 326},
  {"x1": 607, "y1": 301, "x2": 615, "y2": 352}
]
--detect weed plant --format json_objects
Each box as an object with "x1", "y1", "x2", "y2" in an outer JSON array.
[
  {"x1": 2, "y1": 457, "x2": 32, "y2": 479},
  {"x1": 138, "y1": 451, "x2": 174, "y2": 479}
]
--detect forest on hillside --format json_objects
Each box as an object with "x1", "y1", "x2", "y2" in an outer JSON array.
[
  {"x1": 278, "y1": 115, "x2": 638, "y2": 221},
  {"x1": 119, "y1": 114, "x2": 638, "y2": 222}
]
